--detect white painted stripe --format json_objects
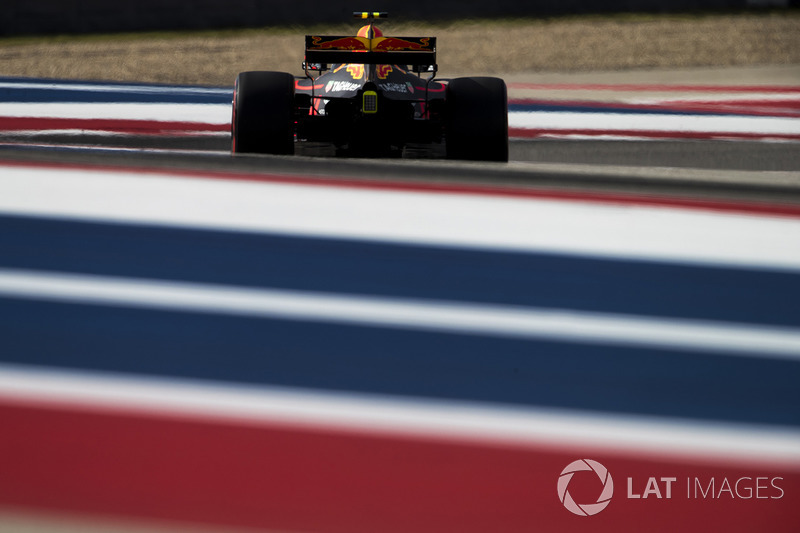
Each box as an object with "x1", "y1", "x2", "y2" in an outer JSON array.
[
  {"x1": 510, "y1": 111, "x2": 800, "y2": 135},
  {"x1": 0, "y1": 141, "x2": 231, "y2": 155},
  {"x1": 634, "y1": 93, "x2": 800, "y2": 104},
  {"x1": 0, "y1": 363, "x2": 798, "y2": 465},
  {"x1": 0, "y1": 102, "x2": 230, "y2": 124},
  {"x1": 0, "y1": 80, "x2": 230, "y2": 96},
  {"x1": 6, "y1": 129, "x2": 228, "y2": 137},
  {"x1": 515, "y1": 132, "x2": 774, "y2": 142},
  {"x1": 1, "y1": 268, "x2": 800, "y2": 359},
  {"x1": 2, "y1": 163, "x2": 800, "y2": 271}
]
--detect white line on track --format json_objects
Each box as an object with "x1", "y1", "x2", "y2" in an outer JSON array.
[
  {"x1": 0, "y1": 102, "x2": 231, "y2": 124},
  {"x1": 1, "y1": 267, "x2": 800, "y2": 359},
  {"x1": 633, "y1": 93, "x2": 800, "y2": 104},
  {"x1": 510, "y1": 111, "x2": 800, "y2": 136},
  {"x1": 0, "y1": 80, "x2": 230, "y2": 96},
  {"x1": 0, "y1": 141, "x2": 230, "y2": 154},
  {"x1": 2, "y1": 163, "x2": 800, "y2": 271},
  {"x1": 1, "y1": 363, "x2": 798, "y2": 465}
]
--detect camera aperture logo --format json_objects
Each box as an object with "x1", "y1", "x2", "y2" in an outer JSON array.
[{"x1": 558, "y1": 459, "x2": 614, "y2": 516}]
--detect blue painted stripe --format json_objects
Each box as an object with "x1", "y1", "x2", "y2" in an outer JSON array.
[
  {"x1": 0, "y1": 77, "x2": 231, "y2": 104},
  {"x1": 1, "y1": 214, "x2": 799, "y2": 328},
  {"x1": 0, "y1": 77, "x2": 768, "y2": 116},
  {"x1": 1, "y1": 295, "x2": 797, "y2": 427}
]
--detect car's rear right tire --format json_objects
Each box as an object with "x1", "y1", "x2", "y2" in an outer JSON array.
[
  {"x1": 445, "y1": 76, "x2": 508, "y2": 162},
  {"x1": 232, "y1": 71, "x2": 295, "y2": 155}
]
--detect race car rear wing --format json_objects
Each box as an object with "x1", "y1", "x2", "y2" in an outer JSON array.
[{"x1": 304, "y1": 35, "x2": 437, "y2": 67}]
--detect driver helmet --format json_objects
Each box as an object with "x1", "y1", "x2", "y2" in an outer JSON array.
[{"x1": 357, "y1": 25, "x2": 383, "y2": 39}]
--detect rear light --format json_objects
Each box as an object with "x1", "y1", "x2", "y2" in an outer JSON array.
[{"x1": 362, "y1": 90, "x2": 378, "y2": 114}]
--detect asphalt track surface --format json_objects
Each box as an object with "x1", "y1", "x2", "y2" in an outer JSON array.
[
  {"x1": 1, "y1": 138, "x2": 799, "y2": 205},
  {"x1": 1, "y1": 75, "x2": 799, "y2": 533}
]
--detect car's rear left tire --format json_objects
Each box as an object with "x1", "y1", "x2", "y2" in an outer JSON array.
[
  {"x1": 445, "y1": 76, "x2": 508, "y2": 162},
  {"x1": 232, "y1": 71, "x2": 295, "y2": 155}
]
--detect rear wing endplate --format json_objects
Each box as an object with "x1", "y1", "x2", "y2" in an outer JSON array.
[{"x1": 305, "y1": 35, "x2": 437, "y2": 67}]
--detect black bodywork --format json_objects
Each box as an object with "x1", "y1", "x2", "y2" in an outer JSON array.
[{"x1": 294, "y1": 61, "x2": 447, "y2": 153}]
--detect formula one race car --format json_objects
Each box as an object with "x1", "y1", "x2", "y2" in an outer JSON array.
[{"x1": 232, "y1": 12, "x2": 508, "y2": 161}]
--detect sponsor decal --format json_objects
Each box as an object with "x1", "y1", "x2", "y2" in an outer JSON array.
[
  {"x1": 325, "y1": 80, "x2": 361, "y2": 93},
  {"x1": 378, "y1": 82, "x2": 407, "y2": 94},
  {"x1": 346, "y1": 64, "x2": 364, "y2": 80},
  {"x1": 377, "y1": 65, "x2": 393, "y2": 79},
  {"x1": 371, "y1": 37, "x2": 433, "y2": 52},
  {"x1": 308, "y1": 36, "x2": 368, "y2": 51}
]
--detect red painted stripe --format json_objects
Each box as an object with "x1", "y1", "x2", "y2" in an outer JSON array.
[
  {"x1": 661, "y1": 98, "x2": 800, "y2": 109},
  {"x1": 510, "y1": 127, "x2": 800, "y2": 142},
  {"x1": 0, "y1": 401, "x2": 796, "y2": 533},
  {"x1": 0, "y1": 117, "x2": 228, "y2": 135},
  {"x1": 508, "y1": 83, "x2": 800, "y2": 94},
  {"x1": 3, "y1": 157, "x2": 800, "y2": 219}
]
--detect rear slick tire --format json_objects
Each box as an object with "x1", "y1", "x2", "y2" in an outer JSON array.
[
  {"x1": 445, "y1": 76, "x2": 508, "y2": 162},
  {"x1": 232, "y1": 71, "x2": 295, "y2": 155}
]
